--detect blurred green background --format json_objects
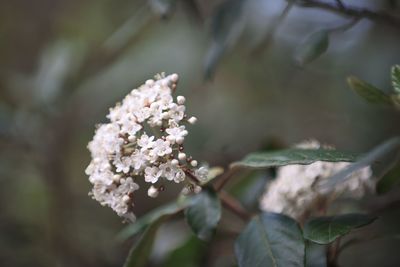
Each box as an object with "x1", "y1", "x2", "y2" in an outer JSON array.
[{"x1": 0, "y1": 0, "x2": 399, "y2": 266}]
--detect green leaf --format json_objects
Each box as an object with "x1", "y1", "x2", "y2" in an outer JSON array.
[
  {"x1": 235, "y1": 212, "x2": 305, "y2": 267},
  {"x1": 391, "y1": 65, "x2": 400, "y2": 94},
  {"x1": 163, "y1": 235, "x2": 206, "y2": 267},
  {"x1": 305, "y1": 241, "x2": 327, "y2": 267},
  {"x1": 231, "y1": 148, "x2": 358, "y2": 169},
  {"x1": 295, "y1": 30, "x2": 329, "y2": 65},
  {"x1": 347, "y1": 76, "x2": 393, "y2": 105},
  {"x1": 123, "y1": 215, "x2": 166, "y2": 267},
  {"x1": 184, "y1": 187, "x2": 221, "y2": 241},
  {"x1": 303, "y1": 214, "x2": 377, "y2": 245},
  {"x1": 117, "y1": 200, "x2": 188, "y2": 242},
  {"x1": 376, "y1": 163, "x2": 400, "y2": 194}
]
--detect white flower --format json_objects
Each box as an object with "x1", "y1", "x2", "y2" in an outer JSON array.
[
  {"x1": 159, "y1": 162, "x2": 177, "y2": 181},
  {"x1": 259, "y1": 140, "x2": 375, "y2": 221},
  {"x1": 86, "y1": 73, "x2": 207, "y2": 221},
  {"x1": 166, "y1": 126, "x2": 188, "y2": 144},
  {"x1": 137, "y1": 134, "x2": 155, "y2": 151},
  {"x1": 144, "y1": 166, "x2": 162, "y2": 183},
  {"x1": 174, "y1": 169, "x2": 186, "y2": 183},
  {"x1": 130, "y1": 150, "x2": 148, "y2": 171},
  {"x1": 151, "y1": 139, "x2": 172, "y2": 157},
  {"x1": 168, "y1": 103, "x2": 185, "y2": 123},
  {"x1": 114, "y1": 156, "x2": 132, "y2": 174}
]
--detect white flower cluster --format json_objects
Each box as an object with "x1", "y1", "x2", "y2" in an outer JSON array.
[
  {"x1": 85, "y1": 73, "x2": 208, "y2": 221},
  {"x1": 259, "y1": 140, "x2": 375, "y2": 221}
]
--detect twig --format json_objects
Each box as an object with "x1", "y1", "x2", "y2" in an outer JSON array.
[
  {"x1": 186, "y1": 168, "x2": 252, "y2": 220},
  {"x1": 289, "y1": 0, "x2": 400, "y2": 30},
  {"x1": 214, "y1": 166, "x2": 240, "y2": 192},
  {"x1": 184, "y1": 169, "x2": 201, "y2": 184},
  {"x1": 328, "y1": 237, "x2": 341, "y2": 266},
  {"x1": 219, "y1": 190, "x2": 253, "y2": 221}
]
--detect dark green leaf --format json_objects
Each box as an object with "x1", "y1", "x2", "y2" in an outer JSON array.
[
  {"x1": 391, "y1": 65, "x2": 400, "y2": 94},
  {"x1": 231, "y1": 149, "x2": 358, "y2": 169},
  {"x1": 347, "y1": 76, "x2": 392, "y2": 105},
  {"x1": 235, "y1": 212, "x2": 305, "y2": 267},
  {"x1": 123, "y1": 216, "x2": 166, "y2": 267},
  {"x1": 295, "y1": 30, "x2": 329, "y2": 65},
  {"x1": 376, "y1": 163, "x2": 400, "y2": 194},
  {"x1": 303, "y1": 214, "x2": 377, "y2": 245},
  {"x1": 117, "y1": 200, "x2": 188, "y2": 242},
  {"x1": 305, "y1": 241, "x2": 327, "y2": 267},
  {"x1": 185, "y1": 187, "x2": 221, "y2": 241},
  {"x1": 163, "y1": 235, "x2": 206, "y2": 267}
]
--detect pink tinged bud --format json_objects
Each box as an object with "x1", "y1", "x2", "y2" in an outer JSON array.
[{"x1": 171, "y1": 73, "x2": 179, "y2": 83}]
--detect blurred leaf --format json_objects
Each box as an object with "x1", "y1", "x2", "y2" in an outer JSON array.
[
  {"x1": 123, "y1": 215, "x2": 166, "y2": 267},
  {"x1": 236, "y1": 173, "x2": 269, "y2": 210},
  {"x1": 303, "y1": 214, "x2": 376, "y2": 245},
  {"x1": 305, "y1": 242, "x2": 326, "y2": 267},
  {"x1": 149, "y1": 0, "x2": 177, "y2": 18},
  {"x1": 117, "y1": 200, "x2": 188, "y2": 242},
  {"x1": 231, "y1": 149, "x2": 358, "y2": 169},
  {"x1": 235, "y1": 212, "x2": 304, "y2": 267},
  {"x1": 103, "y1": 4, "x2": 152, "y2": 52},
  {"x1": 204, "y1": 0, "x2": 245, "y2": 79},
  {"x1": 163, "y1": 235, "x2": 205, "y2": 267},
  {"x1": 347, "y1": 76, "x2": 393, "y2": 105},
  {"x1": 184, "y1": 187, "x2": 221, "y2": 241},
  {"x1": 295, "y1": 30, "x2": 329, "y2": 65},
  {"x1": 391, "y1": 94, "x2": 400, "y2": 109},
  {"x1": 391, "y1": 65, "x2": 400, "y2": 94},
  {"x1": 376, "y1": 163, "x2": 400, "y2": 194},
  {"x1": 320, "y1": 137, "x2": 400, "y2": 189}
]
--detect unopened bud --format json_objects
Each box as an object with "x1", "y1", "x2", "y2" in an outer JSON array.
[
  {"x1": 188, "y1": 117, "x2": 197, "y2": 124},
  {"x1": 148, "y1": 186, "x2": 159, "y2": 198},
  {"x1": 178, "y1": 152, "x2": 186, "y2": 161},
  {"x1": 190, "y1": 160, "x2": 198, "y2": 167},
  {"x1": 177, "y1": 96, "x2": 186, "y2": 105}
]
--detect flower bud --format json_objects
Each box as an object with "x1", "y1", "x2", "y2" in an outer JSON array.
[
  {"x1": 122, "y1": 195, "x2": 130, "y2": 203},
  {"x1": 171, "y1": 73, "x2": 179, "y2": 83},
  {"x1": 178, "y1": 152, "x2": 186, "y2": 161},
  {"x1": 188, "y1": 117, "x2": 197, "y2": 124},
  {"x1": 176, "y1": 136, "x2": 184, "y2": 144},
  {"x1": 190, "y1": 160, "x2": 198, "y2": 167},
  {"x1": 145, "y1": 79, "x2": 154, "y2": 86},
  {"x1": 148, "y1": 186, "x2": 159, "y2": 198},
  {"x1": 177, "y1": 96, "x2": 186, "y2": 105}
]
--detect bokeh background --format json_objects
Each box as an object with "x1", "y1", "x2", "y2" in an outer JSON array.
[{"x1": 0, "y1": 0, "x2": 400, "y2": 266}]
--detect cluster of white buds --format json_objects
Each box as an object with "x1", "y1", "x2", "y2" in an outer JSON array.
[
  {"x1": 85, "y1": 73, "x2": 208, "y2": 221},
  {"x1": 259, "y1": 140, "x2": 375, "y2": 221}
]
